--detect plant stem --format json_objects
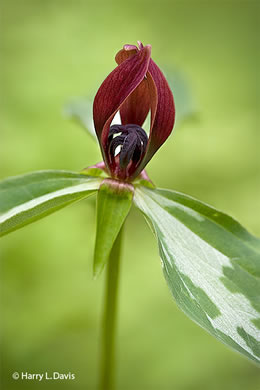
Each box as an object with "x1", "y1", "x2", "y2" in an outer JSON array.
[{"x1": 99, "y1": 227, "x2": 123, "y2": 390}]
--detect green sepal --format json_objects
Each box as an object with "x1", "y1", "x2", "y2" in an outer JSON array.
[{"x1": 93, "y1": 179, "x2": 134, "y2": 278}]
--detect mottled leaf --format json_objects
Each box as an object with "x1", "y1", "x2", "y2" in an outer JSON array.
[{"x1": 134, "y1": 186, "x2": 260, "y2": 364}]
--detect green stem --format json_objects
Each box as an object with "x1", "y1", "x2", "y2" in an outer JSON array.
[{"x1": 99, "y1": 227, "x2": 123, "y2": 390}]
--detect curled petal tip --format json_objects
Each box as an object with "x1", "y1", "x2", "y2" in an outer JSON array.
[
  {"x1": 124, "y1": 44, "x2": 138, "y2": 51},
  {"x1": 137, "y1": 41, "x2": 144, "y2": 49},
  {"x1": 144, "y1": 44, "x2": 151, "y2": 55}
]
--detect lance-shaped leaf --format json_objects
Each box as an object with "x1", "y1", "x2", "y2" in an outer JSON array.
[
  {"x1": 0, "y1": 170, "x2": 101, "y2": 237},
  {"x1": 94, "y1": 179, "x2": 133, "y2": 277},
  {"x1": 134, "y1": 186, "x2": 260, "y2": 364}
]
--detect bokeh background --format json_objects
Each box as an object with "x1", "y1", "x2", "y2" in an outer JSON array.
[{"x1": 1, "y1": 0, "x2": 259, "y2": 389}]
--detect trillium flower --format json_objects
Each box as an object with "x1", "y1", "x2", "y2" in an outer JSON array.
[
  {"x1": 0, "y1": 41, "x2": 259, "y2": 389},
  {"x1": 93, "y1": 41, "x2": 175, "y2": 181}
]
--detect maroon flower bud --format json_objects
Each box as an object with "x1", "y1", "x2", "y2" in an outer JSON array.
[{"x1": 93, "y1": 41, "x2": 175, "y2": 181}]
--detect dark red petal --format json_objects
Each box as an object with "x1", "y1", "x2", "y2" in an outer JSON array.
[
  {"x1": 119, "y1": 78, "x2": 150, "y2": 127},
  {"x1": 130, "y1": 60, "x2": 175, "y2": 180},
  {"x1": 93, "y1": 45, "x2": 151, "y2": 168},
  {"x1": 115, "y1": 44, "x2": 151, "y2": 127},
  {"x1": 127, "y1": 71, "x2": 157, "y2": 179},
  {"x1": 115, "y1": 46, "x2": 138, "y2": 64},
  {"x1": 146, "y1": 59, "x2": 175, "y2": 159}
]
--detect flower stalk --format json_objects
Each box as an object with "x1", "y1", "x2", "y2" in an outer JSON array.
[{"x1": 99, "y1": 226, "x2": 123, "y2": 390}]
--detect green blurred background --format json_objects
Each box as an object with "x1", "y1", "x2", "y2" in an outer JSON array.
[{"x1": 1, "y1": 0, "x2": 259, "y2": 389}]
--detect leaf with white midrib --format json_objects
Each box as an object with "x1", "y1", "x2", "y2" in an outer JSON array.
[
  {"x1": 134, "y1": 186, "x2": 260, "y2": 364},
  {"x1": 0, "y1": 170, "x2": 101, "y2": 237}
]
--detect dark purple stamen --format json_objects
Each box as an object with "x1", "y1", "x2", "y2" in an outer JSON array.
[{"x1": 108, "y1": 124, "x2": 148, "y2": 171}]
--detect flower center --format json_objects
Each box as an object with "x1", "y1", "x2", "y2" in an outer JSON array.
[{"x1": 108, "y1": 124, "x2": 148, "y2": 171}]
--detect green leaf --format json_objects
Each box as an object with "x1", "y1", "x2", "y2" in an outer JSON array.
[
  {"x1": 64, "y1": 98, "x2": 97, "y2": 140},
  {"x1": 0, "y1": 170, "x2": 101, "y2": 237},
  {"x1": 134, "y1": 186, "x2": 260, "y2": 364},
  {"x1": 81, "y1": 167, "x2": 108, "y2": 178},
  {"x1": 94, "y1": 179, "x2": 133, "y2": 277}
]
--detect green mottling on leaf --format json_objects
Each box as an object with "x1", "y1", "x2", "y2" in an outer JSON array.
[
  {"x1": 159, "y1": 241, "x2": 218, "y2": 333},
  {"x1": 152, "y1": 188, "x2": 260, "y2": 277},
  {"x1": 180, "y1": 273, "x2": 221, "y2": 319},
  {"x1": 216, "y1": 329, "x2": 260, "y2": 364},
  {"x1": 134, "y1": 187, "x2": 260, "y2": 364},
  {"x1": 221, "y1": 260, "x2": 260, "y2": 313},
  {"x1": 220, "y1": 276, "x2": 239, "y2": 293},
  {"x1": 252, "y1": 318, "x2": 260, "y2": 330},
  {"x1": 237, "y1": 327, "x2": 260, "y2": 358}
]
